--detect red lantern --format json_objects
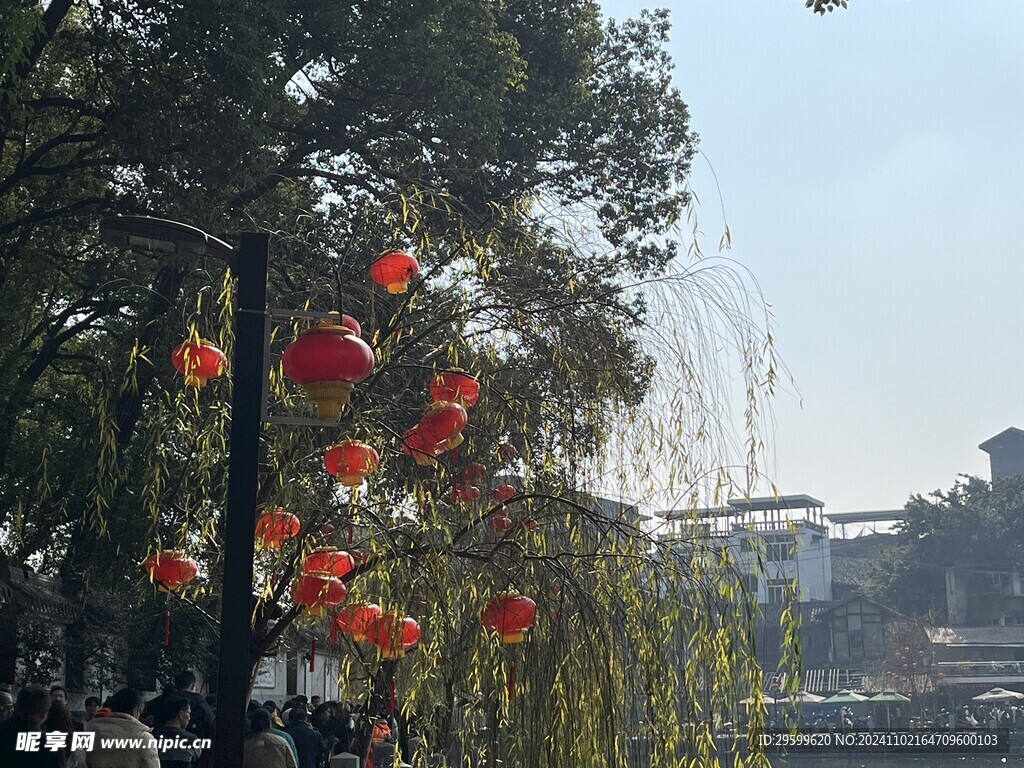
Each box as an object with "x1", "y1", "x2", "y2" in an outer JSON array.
[
  {"x1": 520, "y1": 518, "x2": 538, "y2": 531},
  {"x1": 401, "y1": 426, "x2": 443, "y2": 466},
  {"x1": 491, "y1": 512, "x2": 513, "y2": 534},
  {"x1": 367, "y1": 614, "x2": 421, "y2": 658},
  {"x1": 429, "y1": 369, "x2": 480, "y2": 406},
  {"x1": 481, "y1": 593, "x2": 537, "y2": 644},
  {"x1": 144, "y1": 550, "x2": 198, "y2": 591},
  {"x1": 340, "y1": 314, "x2": 361, "y2": 337},
  {"x1": 291, "y1": 572, "x2": 347, "y2": 617},
  {"x1": 302, "y1": 548, "x2": 356, "y2": 579},
  {"x1": 256, "y1": 508, "x2": 301, "y2": 549},
  {"x1": 417, "y1": 402, "x2": 468, "y2": 450},
  {"x1": 324, "y1": 441, "x2": 380, "y2": 487},
  {"x1": 282, "y1": 322, "x2": 375, "y2": 420},
  {"x1": 320, "y1": 523, "x2": 335, "y2": 535},
  {"x1": 450, "y1": 483, "x2": 481, "y2": 505},
  {"x1": 171, "y1": 340, "x2": 226, "y2": 388},
  {"x1": 369, "y1": 250, "x2": 419, "y2": 294},
  {"x1": 463, "y1": 462, "x2": 487, "y2": 483},
  {"x1": 334, "y1": 602, "x2": 382, "y2": 642},
  {"x1": 491, "y1": 484, "x2": 516, "y2": 504}
]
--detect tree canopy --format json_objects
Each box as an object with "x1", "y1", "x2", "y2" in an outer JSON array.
[
  {"x1": 0, "y1": 2, "x2": 787, "y2": 765},
  {"x1": 865, "y1": 476, "x2": 1024, "y2": 617}
]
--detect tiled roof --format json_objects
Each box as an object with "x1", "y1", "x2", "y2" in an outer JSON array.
[
  {"x1": 0, "y1": 566, "x2": 82, "y2": 623},
  {"x1": 831, "y1": 555, "x2": 876, "y2": 586},
  {"x1": 927, "y1": 626, "x2": 1024, "y2": 646}
]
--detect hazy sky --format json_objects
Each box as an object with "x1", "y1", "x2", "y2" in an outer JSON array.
[{"x1": 600, "y1": 0, "x2": 1024, "y2": 513}]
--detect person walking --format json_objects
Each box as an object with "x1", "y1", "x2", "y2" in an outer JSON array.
[
  {"x1": 284, "y1": 708, "x2": 325, "y2": 768},
  {"x1": 243, "y1": 709, "x2": 296, "y2": 768},
  {"x1": 45, "y1": 696, "x2": 87, "y2": 767},
  {"x1": 0, "y1": 690, "x2": 14, "y2": 724},
  {"x1": 0, "y1": 685, "x2": 63, "y2": 767},
  {"x1": 84, "y1": 699, "x2": 100, "y2": 724},
  {"x1": 151, "y1": 696, "x2": 202, "y2": 768},
  {"x1": 85, "y1": 688, "x2": 159, "y2": 768}
]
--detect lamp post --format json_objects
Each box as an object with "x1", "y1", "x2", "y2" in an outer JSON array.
[{"x1": 100, "y1": 216, "x2": 267, "y2": 764}]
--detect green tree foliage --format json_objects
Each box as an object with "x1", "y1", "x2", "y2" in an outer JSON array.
[
  {"x1": 865, "y1": 476, "x2": 1024, "y2": 616},
  {"x1": 0, "y1": 2, "x2": 788, "y2": 764}
]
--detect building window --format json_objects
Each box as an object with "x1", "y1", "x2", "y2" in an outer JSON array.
[
  {"x1": 849, "y1": 632, "x2": 864, "y2": 660},
  {"x1": 767, "y1": 538, "x2": 793, "y2": 562},
  {"x1": 741, "y1": 573, "x2": 758, "y2": 595},
  {"x1": 768, "y1": 579, "x2": 789, "y2": 604}
]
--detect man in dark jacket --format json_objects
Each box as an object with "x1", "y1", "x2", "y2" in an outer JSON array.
[
  {"x1": 172, "y1": 672, "x2": 214, "y2": 742},
  {"x1": 0, "y1": 685, "x2": 62, "y2": 767},
  {"x1": 284, "y1": 707, "x2": 325, "y2": 768},
  {"x1": 152, "y1": 695, "x2": 203, "y2": 768}
]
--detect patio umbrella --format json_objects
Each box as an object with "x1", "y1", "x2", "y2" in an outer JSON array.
[
  {"x1": 822, "y1": 690, "x2": 869, "y2": 704},
  {"x1": 787, "y1": 691, "x2": 825, "y2": 704},
  {"x1": 739, "y1": 695, "x2": 779, "y2": 706},
  {"x1": 972, "y1": 687, "x2": 1024, "y2": 703},
  {"x1": 869, "y1": 691, "x2": 911, "y2": 729}
]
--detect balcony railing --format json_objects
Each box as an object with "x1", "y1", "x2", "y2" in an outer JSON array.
[{"x1": 938, "y1": 661, "x2": 1024, "y2": 677}]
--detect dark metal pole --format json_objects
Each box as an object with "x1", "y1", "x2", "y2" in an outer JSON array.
[{"x1": 213, "y1": 232, "x2": 269, "y2": 764}]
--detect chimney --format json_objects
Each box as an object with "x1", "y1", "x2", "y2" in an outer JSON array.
[{"x1": 979, "y1": 427, "x2": 1024, "y2": 482}]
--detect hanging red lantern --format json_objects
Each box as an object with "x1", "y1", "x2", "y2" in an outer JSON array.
[
  {"x1": 450, "y1": 483, "x2": 481, "y2": 505},
  {"x1": 302, "y1": 548, "x2": 356, "y2": 579},
  {"x1": 291, "y1": 572, "x2": 347, "y2": 617},
  {"x1": 170, "y1": 340, "x2": 226, "y2": 388},
  {"x1": 367, "y1": 614, "x2": 421, "y2": 658},
  {"x1": 320, "y1": 523, "x2": 335, "y2": 536},
  {"x1": 340, "y1": 314, "x2": 362, "y2": 337},
  {"x1": 491, "y1": 484, "x2": 517, "y2": 504},
  {"x1": 144, "y1": 550, "x2": 198, "y2": 591},
  {"x1": 255, "y1": 508, "x2": 301, "y2": 549},
  {"x1": 491, "y1": 512, "x2": 513, "y2": 534},
  {"x1": 462, "y1": 462, "x2": 487, "y2": 483},
  {"x1": 324, "y1": 441, "x2": 380, "y2": 487},
  {"x1": 334, "y1": 602, "x2": 383, "y2": 642},
  {"x1": 369, "y1": 250, "x2": 419, "y2": 294},
  {"x1": 417, "y1": 402, "x2": 468, "y2": 450},
  {"x1": 429, "y1": 369, "x2": 480, "y2": 406},
  {"x1": 519, "y1": 518, "x2": 538, "y2": 531},
  {"x1": 282, "y1": 322, "x2": 375, "y2": 420},
  {"x1": 335, "y1": 602, "x2": 382, "y2": 642},
  {"x1": 401, "y1": 426, "x2": 443, "y2": 466},
  {"x1": 481, "y1": 593, "x2": 537, "y2": 644}
]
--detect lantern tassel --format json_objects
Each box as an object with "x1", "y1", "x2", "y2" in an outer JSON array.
[
  {"x1": 347, "y1": 522, "x2": 354, "y2": 544},
  {"x1": 331, "y1": 620, "x2": 339, "y2": 643},
  {"x1": 163, "y1": 610, "x2": 170, "y2": 647},
  {"x1": 390, "y1": 679, "x2": 396, "y2": 716},
  {"x1": 508, "y1": 662, "x2": 516, "y2": 701},
  {"x1": 310, "y1": 636, "x2": 316, "y2": 672}
]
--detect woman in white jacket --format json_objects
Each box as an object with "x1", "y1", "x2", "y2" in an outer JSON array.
[{"x1": 86, "y1": 689, "x2": 160, "y2": 768}]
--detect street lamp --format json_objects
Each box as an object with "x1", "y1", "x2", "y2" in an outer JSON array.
[{"x1": 99, "y1": 215, "x2": 319, "y2": 763}]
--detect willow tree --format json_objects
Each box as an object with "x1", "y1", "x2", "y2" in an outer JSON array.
[{"x1": 1, "y1": 2, "x2": 790, "y2": 765}]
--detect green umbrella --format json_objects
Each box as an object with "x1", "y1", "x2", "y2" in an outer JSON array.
[{"x1": 822, "y1": 689, "x2": 869, "y2": 704}]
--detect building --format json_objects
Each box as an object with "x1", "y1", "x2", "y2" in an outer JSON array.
[
  {"x1": 979, "y1": 427, "x2": 1024, "y2": 482},
  {"x1": 658, "y1": 495, "x2": 901, "y2": 693}
]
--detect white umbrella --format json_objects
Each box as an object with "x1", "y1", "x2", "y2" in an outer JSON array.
[{"x1": 972, "y1": 687, "x2": 1024, "y2": 703}]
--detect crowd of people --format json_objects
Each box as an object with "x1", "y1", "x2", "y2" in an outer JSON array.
[{"x1": 0, "y1": 672, "x2": 410, "y2": 768}]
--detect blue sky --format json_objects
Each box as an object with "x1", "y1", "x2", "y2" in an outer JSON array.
[{"x1": 601, "y1": 0, "x2": 1024, "y2": 512}]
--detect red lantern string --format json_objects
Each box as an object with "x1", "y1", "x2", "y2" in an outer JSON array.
[
  {"x1": 310, "y1": 637, "x2": 316, "y2": 672},
  {"x1": 389, "y1": 679, "x2": 396, "y2": 715},
  {"x1": 508, "y1": 662, "x2": 516, "y2": 701},
  {"x1": 347, "y1": 523, "x2": 354, "y2": 544}
]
